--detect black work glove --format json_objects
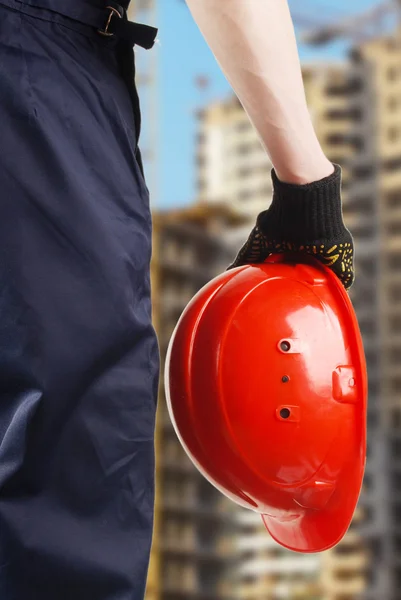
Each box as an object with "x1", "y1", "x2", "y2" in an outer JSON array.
[{"x1": 227, "y1": 164, "x2": 354, "y2": 290}]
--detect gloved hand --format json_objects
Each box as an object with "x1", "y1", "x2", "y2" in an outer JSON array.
[{"x1": 227, "y1": 164, "x2": 355, "y2": 290}]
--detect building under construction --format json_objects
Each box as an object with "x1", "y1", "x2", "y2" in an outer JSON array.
[
  {"x1": 146, "y1": 204, "x2": 243, "y2": 600},
  {"x1": 346, "y1": 27, "x2": 401, "y2": 600},
  {"x1": 147, "y1": 59, "x2": 372, "y2": 600}
]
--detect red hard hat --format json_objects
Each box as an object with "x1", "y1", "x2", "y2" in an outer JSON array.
[{"x1": 165, "y1": 254, "x2": 367, "y2": 553}]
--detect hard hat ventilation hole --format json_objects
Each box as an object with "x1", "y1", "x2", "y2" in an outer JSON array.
[
  {"x1": 280, "y1": 341, "x2": 291, "y2": 352},
  {"x1": 282, "y1": 375, "x2": 290, "y2": 383},
  {"x1": 280, "y1": 408, "x2": 291, "y2": 419}
]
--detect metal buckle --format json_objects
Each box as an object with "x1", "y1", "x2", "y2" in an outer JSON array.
[{"x1": 98, "y1": 5, "x2": 123, "y2": 37}]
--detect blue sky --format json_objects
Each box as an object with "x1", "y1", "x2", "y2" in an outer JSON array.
[{"x1": 144, "y1": 0, "x2": 382, "y2": 209}]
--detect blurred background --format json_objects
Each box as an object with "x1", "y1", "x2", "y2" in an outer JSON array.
[{"x1": 129, "y1": 1, "x2": 400, "y2": 598}]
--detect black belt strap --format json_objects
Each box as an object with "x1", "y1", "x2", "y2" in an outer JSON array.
[
  {"x1": 99, "y1": 2, "x2": 158, "y2": 49},
  {"x1": 14, "y1": 0, "x2": 158, "y2": 48}
]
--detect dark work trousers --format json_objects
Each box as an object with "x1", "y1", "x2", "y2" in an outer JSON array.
[{"x1": 0, "y1": 1, "x2": 160, "y2": 598}]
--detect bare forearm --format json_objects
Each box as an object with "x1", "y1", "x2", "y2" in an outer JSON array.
[{"x1": 186, "y1": 0, "x2": 333, "y2": 183}]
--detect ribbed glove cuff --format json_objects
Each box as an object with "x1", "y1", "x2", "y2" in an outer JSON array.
[{"x1": 257, "y1": 164, "x2": 345, "y2": 242}]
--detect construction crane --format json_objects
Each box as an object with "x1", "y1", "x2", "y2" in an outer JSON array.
[
  {"x1": 128, "y1": 0, "x2": 160, "y2": 207},
  {"x1": 298, "y1": 0, "x2": 401, "y2": 46}
]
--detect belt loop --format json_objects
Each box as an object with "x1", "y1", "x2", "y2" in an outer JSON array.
[{"x1": 98, "y1": 3, "x2": 125, "y2": 37}]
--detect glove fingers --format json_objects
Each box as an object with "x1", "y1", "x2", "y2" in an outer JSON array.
[
  {"x1": 227, "y1": 227, "x2": 270, "y2": 270},
  {"x1": 262, "y1": 233, "x2": 355, "y2": 289},
  {"x1": 311, "y1": 239, "x2": 354, "y2": 289},
  {"x1": 227, "y1": 228, "x2": 355, "y2": 290}
]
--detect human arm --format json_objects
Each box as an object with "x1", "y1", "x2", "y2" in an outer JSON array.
[{"x1": 186, "y1": 0, "x2": 354, "y2": 288}]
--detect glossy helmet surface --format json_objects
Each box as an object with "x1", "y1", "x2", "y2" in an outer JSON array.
[{"x1": 165, "y1": 254, "x2": 368, "y2": 553}]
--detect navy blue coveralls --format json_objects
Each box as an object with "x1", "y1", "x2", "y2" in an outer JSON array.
[{"x1": 0, "y1": 1, "x2": 160, "y2": 598}]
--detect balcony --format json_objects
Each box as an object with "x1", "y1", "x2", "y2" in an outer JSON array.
[
  {"x1": 237, "y1": 533, "x2": 279, "y2": 552},
  {"x1": 343, "y1": 213, "x2": 375, "y2": 231},
  {"x1": 348, "y1": 148, "x2": 376, "y2": 170},
  {"x1": 346, "y1": 179, "x2": 377, "y2": 203},
  {"x1": 361, "y1": 332, "x2": 377, "y2": 352},
  {"x1": 162, "y1": 292, "x2": 187, "y2": 315},
  {"x1": 160, "y1": 255, "x2": 215, "y2": 283},
  {"x1": 352, "y1": 239, "x2": 377, "y2": 258},
  {"x1": 238, "y1": 555, "x2": 320, "y2": 577},
  {"x1": 381, "y1": 168, "x2": 401, "y2": 192},
  {"x1": 272, "y1": 582, "x2": 323, "y2": 599},
  {"x1": 355, "y1": 306, "x2": 376, "y2": 322},
  {"x1": 160, "y1": 455, "x2": 196, "y2": 475},
  {"x1": 327, "y1": 552, "x2": 369, "y2": 571},
  {"x1": 382, "y1": 207, "x2": 401, "y2": 224},
  {"x1": 383, "y1": 332, "x2": 401, "y2": 347},
  {"x1": 237, "y1": 580, "x2": 322, "y2": 599},
  {"x1": 160, "y1": 538, "x2": 233, "y2": 561},
  {"x1": 162, "y1": 580, "x2": 234, "y2": 599},
  {"x1": 323, "y1": 575, "x2": 367, "y2": 595},
  {"x1": 235, "y1": 510, "x2": 263, "y2": 525},
  {"x1": 161, "y1": 533, "x2": 197, "y2": 554},
  {"x1": 162, "y1": 497, "x2": 233, "y2": 521}
]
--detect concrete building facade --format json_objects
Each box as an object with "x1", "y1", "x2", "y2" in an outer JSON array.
[{"x1": 147, "y1": 205, "x2": 242, "y2": 600}]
